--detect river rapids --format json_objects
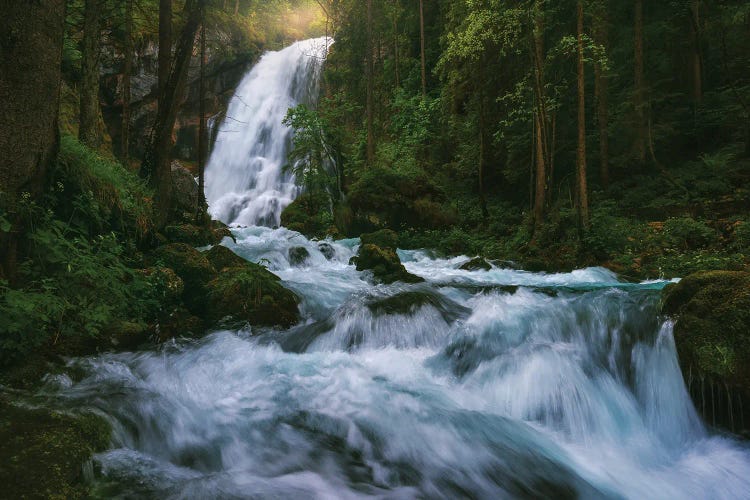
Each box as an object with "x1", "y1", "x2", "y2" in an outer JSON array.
[{"x1": 43, "y1": 226, "x2": 750, "y2": 499}]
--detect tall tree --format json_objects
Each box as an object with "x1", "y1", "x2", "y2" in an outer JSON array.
[
  {"x1": 690, "y1": 0, "x2": 703, "y2": 104},
  {"x1": 366, "y1": 0, "x2": 375, "y2": 165},
  {"x1": 593, "y1": 0, "x2": 610, "y2": 188},
  {"x1": 0, "y1": 0, "x2": 66, "y2": 279},
  {"x1": 532, "y1": 0, "x2": 548, "y2": 234},
  {"x1": 419, "y1": 0, "x2": 426, "y2": 97},
  {"x1": 158, "y1": 0, "x2": 172, "y2": 101},
  {"x1": 633, "y1": 0, "x2": 646, "y2": 163},
  {"x1": 80, "y1": 0, "x2": 101, "y2": 147},
  {"x1": 121, "y1": 0, "x2": 134, "y2": 161},
  {"x1": 576, "y1": 0, "x2": 589, "y2": 229},
  {"x1": 144, "y1": 0, "x2": 204, "y2": 225},
  {"x1": 198, "y1": 6, "x2": 208, "y2": 209}
]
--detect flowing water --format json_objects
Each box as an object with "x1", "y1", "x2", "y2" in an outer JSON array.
[
  {"x1": 204, "y1": 37, "x2": 330, "y2": 227},
  {"x1": 42, "y1": 38, "x2": 750, "y2": 498},
  {"x1": 46, "y1": 228, "x2": 750, "y2": 498}
]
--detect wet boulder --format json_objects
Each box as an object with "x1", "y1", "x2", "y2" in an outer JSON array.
[
  {"x1": 367, "y1": 288, "x2": 470, "y2": 323},
  {"x1": 662, "y1": 270, "x2": 750, "y2": 434},
  {"x1": 204, "y1": 244, "x2": 247, "y2": 271},
  {"x1": 353, "y1": 243, "x2": 424, "y2": 285},
  {"x1": 459, "y1": 257, "x2": 492, "y2": 271},
  {"x1": 288, "y1": 246, "x2": 311, "y2": 266},
  {"x1": 318, "y1": 242, "x2": 335, "y2": 260},
  {"x1": 163, "y1": 220, "x2": 234, "y2": 247},
  {"x1": 151, "y1": 243, "x2": 217, "y2": 315},
  {"x1": 360, "y1": 229, "x2": 399, "y2": 250},
  {"x1": 207, "y1": 262, "x2": 300, "y2": 328},
  {"x1": 171, "y1": 161, "x2": 208, "y2": 217}
]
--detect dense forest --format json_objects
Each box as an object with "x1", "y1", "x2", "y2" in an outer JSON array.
[{"x1": 1, "y1": 0, "x2": 750, "y2": 497}]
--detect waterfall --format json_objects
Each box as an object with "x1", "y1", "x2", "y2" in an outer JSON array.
[{"x1": 204, "y1": 37, "x2": 330, "y2": 227}]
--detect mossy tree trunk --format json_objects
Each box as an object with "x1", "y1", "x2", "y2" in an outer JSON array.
[
  {"x1": 79, "y1": 0, "x2": 101, "y2": 148},
  {"x1": 0, "y1": 0, "x2": 65, "y2": 280},
  {"x1": 576, "y1": 0, "x2": 589, "y2": 230}
]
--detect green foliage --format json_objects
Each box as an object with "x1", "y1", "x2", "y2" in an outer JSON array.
[{"x1": 663, "y1": 217, "x2": 718, "y2": 251}]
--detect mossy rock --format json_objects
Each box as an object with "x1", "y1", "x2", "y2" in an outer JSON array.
[
  {"x1": 367, "y1": 288, "x2": 470, "y2": 323},
  {"x1": 280, "y1": 192, "x2": 330, "y2": 238},
  {"x1": 140, "y1": 266, "x2": 184, "y2": 305},
  {"x1": 155, "y1": 306, "x2": 205, "y2": 341},
  {"x1": 353, "y1": 244, "x2": 424, "y2": 285},
  {"x1": 203, "y1": 244, "x2": 248, "y2": 271},
  {"x1": 288, "y1": 246, "x2": 310, "y2": 266},
  {"x1": 662, "y1": 270, "x2": 750, "y2": 433},
  {"x1": 207, "y1": 263, "x2": 300, "y2": 328},
  {"x1": 0, "y1": 399, "x2": 111, "y2": 499},
  {"x1": 164, "y1": 221, "x2": 233, "y2": 247},
  {"x1": 360, "y1": 229, "x2": 399, "y2": 250},
  {"x1": 460, "y1": 257, "x2": 492, "y2": 271},
  {"x1": 151, "y1": 243, "x2": 217, "y2": 315}
]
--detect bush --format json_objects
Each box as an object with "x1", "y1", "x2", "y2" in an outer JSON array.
[{"x1": 663, "y1": 217, "x2": 718, "y2": 251}]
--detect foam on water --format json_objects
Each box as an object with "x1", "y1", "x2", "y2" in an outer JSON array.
[{"x1": 45, "y1": 226, "x2": 750, "y2": 499}]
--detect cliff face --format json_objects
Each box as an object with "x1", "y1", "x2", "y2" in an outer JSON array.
[{"x1": 99, "y1": 36, "x2": 261, "y2": 167}]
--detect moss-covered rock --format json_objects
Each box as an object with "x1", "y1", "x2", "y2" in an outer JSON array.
[
  {"x1": 0, "y1": 398, "x2": 111, "y2": 499},
  {"x1": 207, "y1": 263, "x2": 300, "y2": 328},
  {"x1": 662, "y1": 270, "x2": 750, "y2": 433},
  {"x1": 203, "y1": 244, "x2": 247, "y2": 271},
  {"x1": 460, "y1": 257, "x2": 492, "y2": 271},
  {"x1": 150, "y1": 243, "x2": 217, "y2": 315},
  {"x1": 163, "y1": 220, "x2": 234, "y2": 247},
  {"x1": 280, "y1": 192, "x2": 331, "y2": 238},
  {"x1": 288, "y1": 246, "x2": 310, "y2": 266},
  {"x1": 360, "y1": 229, "x2": 399, "y2": 250},
  {"x1": 353, "y1": 243, "x2": 424, "y2": 285}
]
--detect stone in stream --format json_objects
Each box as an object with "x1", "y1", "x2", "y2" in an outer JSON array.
[
  {"x1": 662, "y1": 270, "x2": 750, "y2": 435},
  {"x1": 288, "y1": 246, "x2": 311, "y2": 266},
  {"x1": 352, "y1": 243, "x2": 424, "y2": 285},
  {"x1": 318, "y1": 242, "x2": 335, "y2": 260},
  {"x1": 459, "y1": 257, "x2": 492, "y2": 271}
]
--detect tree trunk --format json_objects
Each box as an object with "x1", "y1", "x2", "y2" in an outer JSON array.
[
  {"x1": 80, "y1": 0, "x2": 101, "y2": 148},
  {"x1": 366, "y1": 0, "x2": 375, "y2": 166},
  {"x1": 478, "y1": 62, "x2": 488, "y2": 218},
  {"x1": 532, "y1": 0, "x2": 548, "y2": 234},
  {"x1": 593, "y1": 1, "x2": 609, "y2": 188},
  {"x1": 198, "y1": 14, "x2": 207, "y2": 210},
  {"x1": 122, "y1": 0, "x2": 133, "y2": 161},
  {"x1": 690, "y1": 0, "x2": 702, "y2": 104},
  {"x1": 234, "y1": 0, "x2": 239, "y2": 16},
  {"x1": 144, "y1": 0, "x2": 204, "y2": 226},
  {"x1": 634, "y1": 0, "x2": 646, "y2": 164},
  {"x1": 419, "y1": 0, "x2": 426, "y2": 98},
  {"x1": 0, "y1": 0, "x2": 65, "y2": 280},
  {"x1": 577, "y1": 0, "x2": 589, "y2": 230},
  {"x1": 393, "y1": 3, "x2": 400, "y2": 88},
  {"x1": 158, "y1": 0, "x2": 172, "y2": 101}
]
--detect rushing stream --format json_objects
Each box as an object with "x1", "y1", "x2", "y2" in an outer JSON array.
[
  {"x1": 43, "y1": 38, "x2": 750, "y2": 498},
  {"x1": 47, "y1": 228, "x2": 750, "y2": 498}
]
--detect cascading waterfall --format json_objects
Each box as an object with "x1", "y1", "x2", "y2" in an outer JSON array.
[
  {"x1": 38, "y1": 37, "x2": 750, "y2": 498},
  {"x1": 45, "y1": 226, "x2": 750, "y2": 499},
  {"x1": 204, "y1": 37, "x2": 330, "y2": 227}
]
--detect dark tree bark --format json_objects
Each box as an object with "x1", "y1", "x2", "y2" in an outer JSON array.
[
  {"x1": 80, "y1": 0, "x2": 101, "y2": 148},
  {"x1": 593, "y1": 1, "x2": 610, "y2": 188},
  {"x1": 198, "y1": 11, "x2": 207, "y2": 210},
  {"x1": 532, "y1": 0, "x2": 548, "y2": 235},
  {"x1": 419, "y1": 0, "x2": 426, "y2": 97},
  {"x1": 634, "y1": 0, "x2": 646, "y2": 164},
  {"x1": 577, "y1": 0, "x2": 589, "y2": 230},
  {"x1": 690, "y1": 0, "x2": 703, "y2": 104},
  {"x1": 159, "y1": 0, "x2": 172, "y2": 100},
  {"x1": 365, "y1": 0, "x2": 375, "y2": 166},
  {"x1": 0, "y1": 0, "x2": 65, "y2": 280},
  {"x1": 143, "y1": 0, "x2": 204, "y2": 226},
  {"x1": 121, "y1": 0, "x2": 134, "y2": 161}
]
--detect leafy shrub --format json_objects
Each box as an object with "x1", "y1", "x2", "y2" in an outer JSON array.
[{"x1": 663, "y1": 217, "x2": 718, "y2": 251}]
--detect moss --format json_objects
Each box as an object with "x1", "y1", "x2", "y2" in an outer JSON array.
[
  {"x1": 459, "y1": 257, "x2": 492, "y2": 271},
  {"x1": 0, "y1": 398, "x2": 111, "y2": 499},
  {"x1": 150, "y1": 243, "x2": 217, "y2": 315},
  {"x1": 662, "y1": 271, "x2": 750, "y2": 383},
  {"x1": 207, "y1": 263, "x2": 300, "y2": 328},
  {"x1": 360, "y1": 229, "x2": 399, "y2": 250},
  {"x1": 353, "y1": 244, "x2": 424, "y2": 285},
  {"x1": 280, "y1": 192, "x2": 331, "y2": 238},
  {"x1": 288, "y1": 246, "x2": 310, "y2": 266},
  {"x1": 203, "y1": 245, "x2": 248, "y2": 271}
]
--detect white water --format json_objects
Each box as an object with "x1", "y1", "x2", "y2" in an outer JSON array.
[
  {"x1": 46, "y1": 226, "x2": 750, "y2": 499},
  {"x1": 204, "y1": 37, "x2": 330, "y2": 227}
]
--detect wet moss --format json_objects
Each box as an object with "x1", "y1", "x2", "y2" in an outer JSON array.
[
  {"x1": 151, "y1": 243, "x2": 217, "y2": 315},
  {"x1": 204, "y1": 244, "x2": 247, "y2": 271},
  {"x1": 0, "y1": 398, "x2": 111, "y2": 499},
  {"x1": 353, "y1": 244, "x2": 424, "y2": 285},
  {"x1": 207, "y1": 263, "x2": 300, "y2": 328},
  {"x1": 459, "y1": 257, "x2": 492, "y2": 271},
  {"x1": 360, "y1": 229, "x2": 398, "y2": 250}
]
